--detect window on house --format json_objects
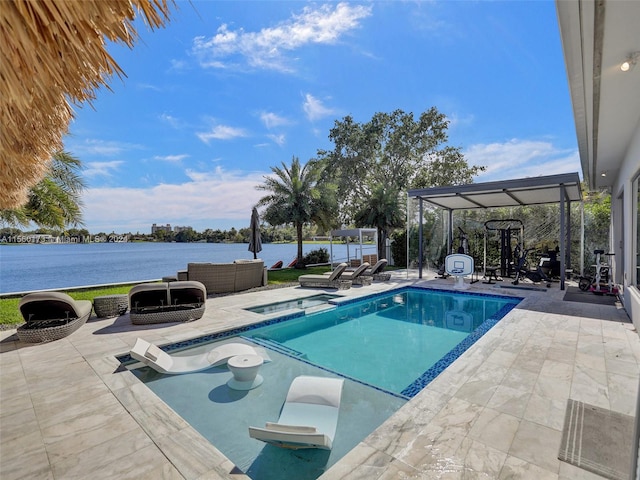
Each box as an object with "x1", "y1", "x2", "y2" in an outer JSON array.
[{"x1": 635, "y1": 174, "x2": 640, "y2": 287}]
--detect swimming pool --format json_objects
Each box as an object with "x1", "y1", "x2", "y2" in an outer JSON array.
[
  {"x1": 247, "y1": 287, "x2": 520, "y2": 397},
  {"x1": 125, "y1": 287, "x2": 521, "y2": 479}
]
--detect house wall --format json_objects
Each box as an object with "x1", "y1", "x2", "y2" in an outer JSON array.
[{"x1": 612, "y1": 119, "x2": 640, "y2": 328}]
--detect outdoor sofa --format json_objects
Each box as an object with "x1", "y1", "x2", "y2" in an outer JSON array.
[
  {"x1": 129, "y1": 281, "x2": 206, "y2": 325},
  {"x1": 176, "y1": 259, "x2": 266, "y2": 294},
  {"x1": 17, "y1": 292, "x2": 92, "y2": 343}
]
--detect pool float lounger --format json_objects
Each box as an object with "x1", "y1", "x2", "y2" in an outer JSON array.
[
  {"x1": 129, "y1": 338, "x2": 269, "y2": 374},
  {"x1": 249, "y1": 375, "x2": 344, "y2": 450}
]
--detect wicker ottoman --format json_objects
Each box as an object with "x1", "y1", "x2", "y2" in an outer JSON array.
[{"x1": 93, "y1": 294, "x2": 129, "y2": 318}]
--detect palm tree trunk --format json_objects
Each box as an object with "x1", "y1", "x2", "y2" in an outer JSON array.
[
  {"x1": 378, "y1": 227, "x2": 387, "y2": 260},
  {"x1": 296, "y1": 222, "x2": 304, "y2": 265}
]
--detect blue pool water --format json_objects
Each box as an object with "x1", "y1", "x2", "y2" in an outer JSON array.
[
  {"x1": 247, "y1": 288, "x2": 520, "y2": 396},
  {"x1": 126, "y1": 287, "x2": 521, "y2": 480},
  {"x1": 245, "y1": 293, "x2": 342, "y2": 314}
]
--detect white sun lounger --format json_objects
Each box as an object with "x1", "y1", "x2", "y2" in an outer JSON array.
[
  {"x1": 249, "y1": 375, "x2": 344, "y2": 450},
  {"x1": 129, "y1": 338, "x2": 265, "y2": 374}
]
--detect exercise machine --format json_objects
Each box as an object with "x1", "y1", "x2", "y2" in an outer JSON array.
[
  {"x1": 578, "y1": 250, "x2": 618, "y2": 295},
  {"x1": 512, "y1": 248, "x2": 552, "y2": 288},
  {"x1": 483, "y1": 219, "x2": 524, "y2": 280}
]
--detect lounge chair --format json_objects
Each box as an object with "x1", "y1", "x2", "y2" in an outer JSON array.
[
  {"x1": 366, "y1": 259, "x2": 390, "y2": 281},
  {"x1": 249, "y1": 375, "x2": 344, "y2": 450},
  {"x1": 129, "y1": 338, "x2": 268, "y2": 374},
  {"x1": 298, "y1": 263, "x2": 351, "y2": 289},
  {"x1": 323, "y1": 262, "x2": 372, "y2": 285},
  {"x1": 17, "y1": 292, "x2": 92, "y2": 343}
]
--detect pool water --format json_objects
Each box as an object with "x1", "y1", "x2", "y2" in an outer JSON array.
[
  {"x1": 245, "y1": 293, "x2": 342, "y2": 314},
  {"x1": 127, "y1": 287, "x2": 521, "y2": 480},
  {"x1": 247, "y1": 288, "x2": 520, "y2": 396}
]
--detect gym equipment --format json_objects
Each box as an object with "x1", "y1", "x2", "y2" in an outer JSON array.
[
  {"x1": 512, "y1": 248, "x2": 552, "y2": 288},
  {"x1": 578, "y1": 250, "x2": 618, "y2": 295},
  {"x1": 483, "y1": 219, "x2": 524, "y2": 279}
]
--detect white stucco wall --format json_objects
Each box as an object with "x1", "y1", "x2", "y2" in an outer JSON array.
[{"x1": 613, "y1": 118, "x2": 640, "y2": 328}]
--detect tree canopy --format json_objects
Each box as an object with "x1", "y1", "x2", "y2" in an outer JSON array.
[
  {"x1": 316, "y1": 107, "x2": 485, "y2": 258},
  {"x1": 256, "y1": 156, "x2": 337, "y2": 265},
  {"x1": 0, "y1": 151, "x2": 85, "y2": 229}
]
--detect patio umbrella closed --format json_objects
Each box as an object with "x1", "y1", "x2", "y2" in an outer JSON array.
[{"x1": 248, "y1": 207, "x2": 263, "y2": 259}]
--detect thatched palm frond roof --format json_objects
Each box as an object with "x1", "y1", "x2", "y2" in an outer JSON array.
[{"x1": 0, "y1": 0, "x2": 173, "y2": 210}]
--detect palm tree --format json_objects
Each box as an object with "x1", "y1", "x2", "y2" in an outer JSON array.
[
  {"x1": 257, "y1": 156, "x2": 336, "y2": 266},
  {"x1": 0, "y1": 151, "x2": 85, "y2": 229},
  {"x1": 353, "y1": 185, "x2": 405, "y2": 260}
]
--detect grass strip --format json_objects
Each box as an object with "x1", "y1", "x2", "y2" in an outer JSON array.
[{"x1": 0, "y1": 266, "x2": 331, "y2": 326}]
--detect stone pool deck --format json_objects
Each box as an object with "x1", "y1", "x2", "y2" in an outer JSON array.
[{"x1": 1, "y1": 271, "x2": 637, "y2": 479}]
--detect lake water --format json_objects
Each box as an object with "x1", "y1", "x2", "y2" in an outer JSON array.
[{"x1": 0, "y1": 242, "x2": 360, "y2": 294}]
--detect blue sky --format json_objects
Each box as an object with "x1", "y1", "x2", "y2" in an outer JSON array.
[{"x1": 64, "y1": 1, "x2": 581, "y2": 234}]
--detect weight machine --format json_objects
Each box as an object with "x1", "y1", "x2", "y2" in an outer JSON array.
[{"x1": 483, "y1": 219, "x2": 524, "y2": 281}]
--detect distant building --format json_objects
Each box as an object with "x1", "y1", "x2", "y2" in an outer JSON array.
[
  {"x1": 151, "y1": 223, "x2": 172, "y2": 234},
  {"x1": 173, "y1": 226, "x2": 192, "y2": 233}
]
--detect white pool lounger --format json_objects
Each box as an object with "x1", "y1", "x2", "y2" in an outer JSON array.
[
  {"x1": 129, "y1": 338, "x2": 264, "y2": 374},
  {"x1": 249, "y1": 375, "x2": 344, "y2": 450}
]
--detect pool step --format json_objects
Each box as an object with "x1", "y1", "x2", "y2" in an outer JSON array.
[{"x1": 245, "y1": 336, "x2": 307, "y2": 359}]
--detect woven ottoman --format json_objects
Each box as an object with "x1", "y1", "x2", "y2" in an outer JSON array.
[{"x1": 93, "y1": 294, "x2": 129, "y2": 318}]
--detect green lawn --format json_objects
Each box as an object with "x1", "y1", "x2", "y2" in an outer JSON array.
[{"x1": 0, "y1": 266, "x2": 332, "y2": 326}]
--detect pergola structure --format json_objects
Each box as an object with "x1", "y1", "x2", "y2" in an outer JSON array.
[
  {"x1": 329, "y1": 228, "x2": 378, "y2": 268},
  {"x1": 407, "y1": 172, "x2": 583, "y2": 290}
]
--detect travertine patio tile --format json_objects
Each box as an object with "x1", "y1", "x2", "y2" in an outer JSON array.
[
  {"x1": 0, "y1": 276, "x2": 637, "y2": 480},
  {"x1": 35, "y1": 390, "x2": 123, "y2": 430},
  {"x1": 468, "y1": 407, "x2": 520, "y2": 453},
  {"x1": 51, "y1": 441, "x2": 172, "y2": 480},
  {"x1": 0, "y1": 391, "x2": 32, "y2": 419},
  {"x1": 545, "y1": 345, "x2": 577, "y2": 364},
  {"x1": 499, "y1": 455, "x2": 558, "y2": 479},
  {"x1": 509, "y1": 420, "x2": 561, "y2": 473},
  {"x1": 533, "y1": 374, "x2": 571, "y2": 402},
  {"x1": 317, "y1": 443, "x2": 398, "y2": 480},
  {"x1": 501, "y1": 367, "x2": 539, "y2": 392},
  {"x1": 42, "y1": 409, "x2": 137, "y2": 452},
  {"x1": 0, "y1": 406, "x2": 39, "y2": 444},
  {"x1": 522, "y1": 393, "x2": 567, "y2": 430},
  {"x1": 156, "y1": 426, "x2": 232, "y2": 480},
  {"x1": 607, "y1": 371, "x2": 639, "y2": 415},
  {"x1": 574, "y1": 351, "x2": 607, "y2": 372},
  {"x1": 486, "y1": 384, "x2": 531, "y2": 417},
  {"x1": 453, "y1": 365, "x2": 508, "y2": 406},
  {"x1": 456, "y1": 437, "x2": 508, "y2": 478},
  {"x1": 0, "y1": 440, "x2": 52, "y2": 480}
]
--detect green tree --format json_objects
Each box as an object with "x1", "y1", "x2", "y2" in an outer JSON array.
[
  {"x1": 353, "y1": 185, "x2": 405, "y2": 259},
  {"x1": 317, "y1": 108, "x2": 485, "y2": 254},
  {"x1": 257, "y1": 156, "x2": 337, "y2": 266},
  {"x1": 0, "y1": 151, "x2": 85, "y2": 229}
]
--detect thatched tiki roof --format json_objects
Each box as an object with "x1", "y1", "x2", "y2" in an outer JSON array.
[{"x1": 0, "y1": 0, "x2": 173, "y2": 209}]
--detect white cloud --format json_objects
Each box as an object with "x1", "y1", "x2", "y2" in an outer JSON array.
[
  {"x1": 67, "y1": 139, "x2": 141, "y2": 157},
  {"x1": 465, "y1": 139, "x2": 581, "y2": 182},
  {"x1": 192, "y1": 3, "x2": 372, "y2": 72},
  {"x1": 153, "y1": 154, "x2": 189, "y2": 163},
  {"x1": 266, "y1": 133, "x2": 286, "y2": 146},
  {"x1": 83, "y1": 161, "x2": 124, "y2": 178},
  {"x1": 81, "y1": 167, "x2": 268, "y2": 231},
  {"x1": 303, "y1": 93, "x2": 336, "y2": 122},
  {"x1": 260, "y1": 111, "x2": 290, "y2": 129},
  {"x1": 197, "y1": 125, "x2": 248, "y2": 143},
  {"x1": 159, "y1": 113, "x2": 182, "y2": 129}
]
